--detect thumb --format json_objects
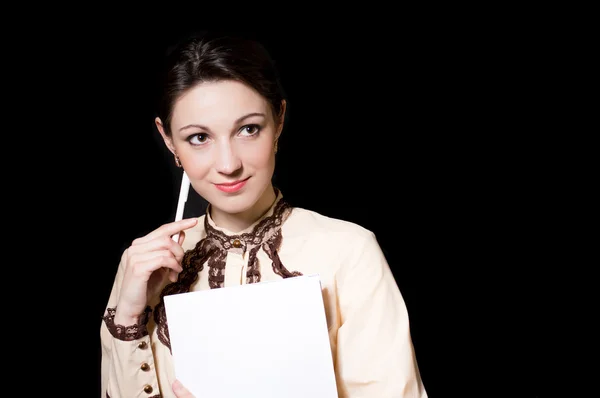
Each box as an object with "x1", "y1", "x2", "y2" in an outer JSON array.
[
  {"x1": 173, "y1": 379, "x2": 195, "y2": 398},
  {"x1": 178, "y1": 230, "x2": 187, "y2": 246},
  {"x1": 170, "y1": 230, "x2": 187, "y2": 282}
]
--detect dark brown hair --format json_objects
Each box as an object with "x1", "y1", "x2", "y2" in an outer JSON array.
[{"x1": 156, "y1": 31, "x2": 286, "y2": 136}]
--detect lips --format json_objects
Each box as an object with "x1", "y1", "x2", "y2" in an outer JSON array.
[{"x1": 214, "y1": 177, "x2": 249, "y2": 193}]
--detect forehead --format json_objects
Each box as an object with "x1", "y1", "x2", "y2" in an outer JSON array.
[{"x1": 171, "y1": 80, "x2": 271, "y2": 126}]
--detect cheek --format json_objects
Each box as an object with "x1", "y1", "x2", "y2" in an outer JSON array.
[
  {"x1": 182, "y1": 155, "x2": 212, "y2": 179},
  {"x1": 244, "y1": 145, "x2": 275, "y2": 168},
  {"x1": 243, "y1": 150, "x2": 275, "y2": 170}
]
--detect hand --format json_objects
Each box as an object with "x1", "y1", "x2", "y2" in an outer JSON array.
[
  {"x1": 173, "y1": 379, "x2": 195, "y2": 398},
  {"x1": 115, "y1": 218, "x2": 198, "y2": 324}
]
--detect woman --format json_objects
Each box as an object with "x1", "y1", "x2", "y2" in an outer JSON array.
[{"x1": 100, "y1": 31, "x2": 427, "y2": 398}]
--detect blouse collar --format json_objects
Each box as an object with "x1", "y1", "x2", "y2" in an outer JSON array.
[{"x1": 202, "y1": 189, "x2": 291, "y2": 254}]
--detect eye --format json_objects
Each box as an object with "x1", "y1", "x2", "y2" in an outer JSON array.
[
  {"x1": 239, "y1": 124, "x2": 261, "y2": 137},
  {"x1": 188, "y1": 133, "x2": 210, "y2": 146}
]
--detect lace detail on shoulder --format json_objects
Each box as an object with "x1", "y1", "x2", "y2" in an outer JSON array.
[{"x1": 102, "y1": 306, "x2": 152, "y2": 341}]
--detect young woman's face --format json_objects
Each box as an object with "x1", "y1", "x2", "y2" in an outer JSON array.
[{"x1": 159, "y1": 80, "x2": 281, "y2": 216}]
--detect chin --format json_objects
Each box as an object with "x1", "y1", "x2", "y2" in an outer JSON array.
[
  {"x1": 216, "y1": 201, "x2": 255, "y2": 215},
  {"x1": 207, "y1": 191, "x2": 260, "y2": 214}
]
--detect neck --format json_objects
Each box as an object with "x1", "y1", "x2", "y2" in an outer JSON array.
[{"x1": 210, "y1": 185, "x2": 277, "y2": 233}]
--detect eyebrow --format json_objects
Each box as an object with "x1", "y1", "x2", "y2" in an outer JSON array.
[{"x1": 178, "y1": 112, "x2": 266, "y2": 133}]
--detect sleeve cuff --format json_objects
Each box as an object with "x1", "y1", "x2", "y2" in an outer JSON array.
[{"x1": 102, "y1": 306, "x2": 152, "y2": 341}]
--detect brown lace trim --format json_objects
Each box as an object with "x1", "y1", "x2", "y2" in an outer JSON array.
[
  {"x1": 102, "y1": 306, "x2": 152, "y2": 341},
  {"x1": 153, "y1": 196, "x2": 302, "y2": 352},
  {"x1": 203, "y1": 198, "x2": 296, "y2": 287}
]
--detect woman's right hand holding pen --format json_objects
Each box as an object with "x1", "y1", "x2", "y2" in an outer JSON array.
[{"x1": 114, "y1": 218, "x2": 198, "y2": 325}]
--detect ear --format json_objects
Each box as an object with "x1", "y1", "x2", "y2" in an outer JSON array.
[
  {"x1": 155, "y1": 117, "x2": 176, "y2": 155},
  {"x1": 275, "y1": 100, "x2": 287, "y2": 140}
]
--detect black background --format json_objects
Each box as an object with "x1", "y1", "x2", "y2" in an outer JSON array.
[{"x1": 9, "y1": 13, "x2": 544, "y2": 397}]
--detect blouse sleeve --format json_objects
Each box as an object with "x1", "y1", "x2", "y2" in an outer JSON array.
[
  {"x1": 100, "y1": 249, "x2": 161, "y2": 398},
  {"x1": 334, "y1": 230, "x2": 428, "y2": 398}
]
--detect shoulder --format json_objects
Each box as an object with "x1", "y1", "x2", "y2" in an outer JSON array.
[
  {"x1": 285, "y1": 207, "x2": 388, "y2": 277},
  {"x1": 286, "y1": 206, "x2": 376, "y2": 246}
]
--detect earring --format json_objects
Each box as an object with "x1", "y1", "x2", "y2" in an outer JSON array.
[
  {"x1": 274, "y1": 139, "x2": 279, "y2": 154},
  {"x1": 174, "y1": 154, "x2": 182, "y2": 168}
]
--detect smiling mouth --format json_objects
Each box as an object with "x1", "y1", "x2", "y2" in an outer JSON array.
[{"x1": 214, "y1": 177, "x2": 250, "y2": 193}]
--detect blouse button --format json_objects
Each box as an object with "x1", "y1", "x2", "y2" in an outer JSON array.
[
  {"x1": 138, "y1": 341, "x2": 147, "y2": 349},
  {"x1": 143, "y1": 384, "x2": 153, "y2": 394},
  {"x1": 232, "y1": 239, "x2": 242, "y2": 248},
  {"x1": 141, "y1": 362, "x2": 150, "y2": 371}
]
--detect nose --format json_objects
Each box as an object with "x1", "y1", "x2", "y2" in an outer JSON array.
[{"x1": 214, "y1": 141, "x2": 242, "y2": 175}]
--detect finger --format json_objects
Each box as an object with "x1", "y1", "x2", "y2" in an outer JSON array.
[
  {"x1": 131, "y1": 255, "x2": 183, "y2": 278},
  {"x1": 159, "y1": 267, "x2": 179, "y2": 283},
  {"x1": 129, "y1": 235, "x2": 186, "y2": 261},
  {"x1": 133, "y1": 218, "x2": 198, "y2": 245},
  {"x1": 172, "y1": 379, "x2": 195, "y2": 398},
  {"x1": 128, "y1": 249, "x2": 176, "y2": 266},
  {"x1": 153, "y1": 266, "x2": 180, "y2": 284}
]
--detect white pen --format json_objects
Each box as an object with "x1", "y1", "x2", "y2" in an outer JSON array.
[{"x1": 171, "y1": 171, "x2": 191, "y2": 242}]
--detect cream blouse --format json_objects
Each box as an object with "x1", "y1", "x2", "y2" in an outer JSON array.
[{"x1": 100, "y1": 192, "x2": 427, "y2": 398}]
